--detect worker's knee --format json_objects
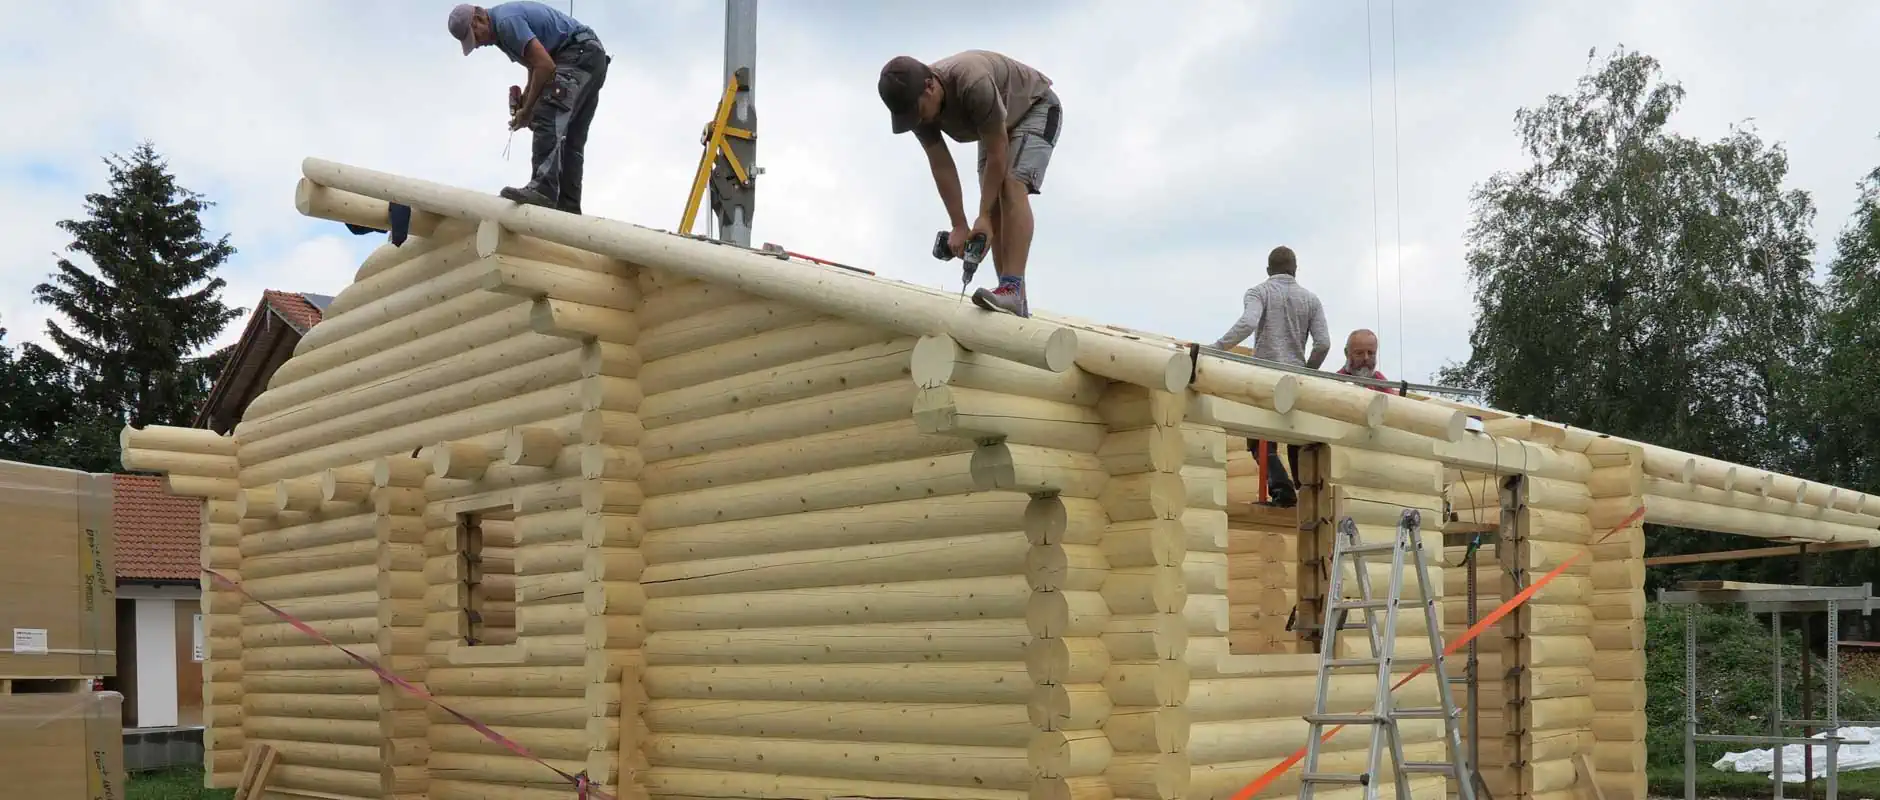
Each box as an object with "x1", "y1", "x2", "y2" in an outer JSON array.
[{"x1": 1001, "y1": 175, "x2": 1031, "y2": 205}]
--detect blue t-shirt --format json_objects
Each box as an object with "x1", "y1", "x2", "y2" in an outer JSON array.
[{"x1": 488, "y1": 1, "x2": 590, "y2": 63}]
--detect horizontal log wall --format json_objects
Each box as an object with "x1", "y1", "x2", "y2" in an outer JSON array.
[
  {"x1": 223, "y1": 223, "x2": 639, "y2": 800},
  {"x1": 121, "y1": 426, "x2": 242, "y2": 788},
  {"x1": 635, "y1": 276, "x2": 1036, "y2": 799},
  {"x1": 235, "y1": 492, "x2": 382, "y2": 800}
]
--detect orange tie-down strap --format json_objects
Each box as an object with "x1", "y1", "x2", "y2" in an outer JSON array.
[{"x1": 1228, "y1": 504, "x2": 1649, "y2": 800}]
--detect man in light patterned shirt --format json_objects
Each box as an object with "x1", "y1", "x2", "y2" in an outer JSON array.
[{"x1": 1210, "y1": 245, "x2": 1330, "y2": 507}]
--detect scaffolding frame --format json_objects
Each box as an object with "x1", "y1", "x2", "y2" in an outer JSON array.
[{"x1": 1655, "y1": 582, "x2": 1880, "y2": 800}]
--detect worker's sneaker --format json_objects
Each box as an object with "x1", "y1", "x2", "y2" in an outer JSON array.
[
  {"x1": 500, "y1": 185, "x2": 555, "y2": 209},
  {"x1": 972, "y1": 279, "x2": 1029, "y2": 317}
]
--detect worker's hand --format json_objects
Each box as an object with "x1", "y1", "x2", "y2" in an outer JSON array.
[
  {"x1": 968, "y1": 215, "x2": 993, "y2": 248},
  {"x1": 509, "y1": 106, "x2": 531, "y2": 132},
  {"x1": 946, "y1": 224, "x2": 972, "y2": 257}
]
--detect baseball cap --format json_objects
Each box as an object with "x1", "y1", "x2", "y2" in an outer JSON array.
[
  {"x1": 878, "y1": 56, "x2": 930, "y2": 134},
  {"x1": 446, "y1": 4, "x2": 478, "y2": 55}
]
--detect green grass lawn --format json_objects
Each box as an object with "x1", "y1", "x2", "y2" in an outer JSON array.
[
  {"x1": 127, "y1": 766, "x2": 233, "y2": 800},
  {"x1": 1649, "y1": 764, "x2": 1880, "y2": 799}
]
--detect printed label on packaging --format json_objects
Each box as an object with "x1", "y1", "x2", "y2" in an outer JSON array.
[{"x1": 12, "y1": 628, "x2": 48, "y2": 655}]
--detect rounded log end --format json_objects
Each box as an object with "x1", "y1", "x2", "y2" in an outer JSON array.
[
  {"x1": 969, "y1": 442, "x2": 1017, "y2": 492},
  {"x1": 370, "y1": 458, "x2": 394, "y2": 488},
  {"x1": 1024, "y1": 588, "x2": 1070, "y2": 635},
  {"x1": 503, "y1": 428, "x2": 528, "y2": 465},
  {"x1": 272, "y1": 481, "x2": 293, "y2": 513},
  {"x1": 1023, "y1": 495, "x2": 1070, "y2": 546},
  {"x1": 1041, "y1": 328, "x2": 1078, "y2": 374},
  {"x1": 526, "y1": 297, "x2": 559, "y2": 334},
  {"x1": 1679, "y1": 457, "x2": 1697, "y2": 485},
  {"x1": 1271, "y1": 375, "x2": 1299, "y2": 415},
  {"x1": 429, "y1": 444, "x2": 456, "y2": 479},
  {"x1": 475, "y1": 219, "x2": 505, "y2": 259},
  {"x1": 319, "y1": 470, "x2": 340, "y2": 502},
  {"x1": 909, "y1": 334, "x2": 964, "y2": 388},
  {"x1": 1442, "y1": 408, "x2": 1468, "y2": 443},
  {"x1": 232, "y1": 491, "x2": 251, "y2": 520},
  {"x1": 1362, "y1": 392, "x2": 1387, "y2": 428},
  {"x1": 1158, "y1": 349, "x2": 1191, "y2": 394},
  {"x1": 117, "y1": 425, "x2": 139, "y2": 458},
  {"x1": 293, "y1": 178, "x2": 316, "y2": 217}
]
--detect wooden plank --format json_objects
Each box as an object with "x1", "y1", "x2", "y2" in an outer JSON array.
[{"x1": 1644, "y1": 540, "x2": 1870, "y2": 567}]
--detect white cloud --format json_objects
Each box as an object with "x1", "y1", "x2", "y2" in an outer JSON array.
[{"x1": 1, "y1": 0, "x2": 1875, "y2": 386}]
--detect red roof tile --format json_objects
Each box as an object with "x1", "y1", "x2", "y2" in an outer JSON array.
[
  {"x1": 113, "y1": 474, "x2": 203, "y2": 582},
  {"x1": 261, "y1": 290, "x2": 324, "y2": 333}
]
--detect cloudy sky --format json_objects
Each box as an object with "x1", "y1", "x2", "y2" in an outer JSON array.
[{"x1": 2, "y1": 0, "x2": 1876, "y2": 386}]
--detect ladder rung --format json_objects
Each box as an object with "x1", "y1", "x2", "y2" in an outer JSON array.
[
  {"x1": 1301, "y1": 772, "x2": 1370, "y2": 785},
  {"x1": 1340, "y1": 542, "x2": 1398, "y2": 555},
  {"x1": 1402, "y1": 762, "x2": 1461, "y2": 774},
  {"x1": 1331, "y1": 599, "x2": 1391, "y2": 611},
  {"x1": 1304, "y1": 713, "x2": 1381, "y2": 726},
  {"x1": 1325, "y1": 658, "x2": 1382, "y2": 668},
  {"x1": 1393, "y1": 707, "x2": 1461, "y2": 720}
]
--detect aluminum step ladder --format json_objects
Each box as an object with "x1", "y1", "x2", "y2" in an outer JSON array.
[{"x1": 1298, "y1": 508, "x2": 1475, "y2": 800}]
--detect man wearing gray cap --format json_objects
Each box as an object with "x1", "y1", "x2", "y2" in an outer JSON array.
[
  {"x1": 447, "y1": 2, "x2": 610, "y2": 215},
  {"x1": 878, "y1": 51, "x2": 1061, "y2": 318}
]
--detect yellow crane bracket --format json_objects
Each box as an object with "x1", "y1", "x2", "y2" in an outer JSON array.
[{"x1": 681, "y1": 71, "x2": 755, "y2": 235}]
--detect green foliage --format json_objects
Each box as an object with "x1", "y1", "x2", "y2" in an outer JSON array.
[
  {"x1": 0, "y1": 141, "x2": 244, "y2": 472},
  {"x1": 33, "y1": 140, "x2": 244, "y2": 431},
  {"x1": 1644, "y1": 603, "x2": 1880, "y2": 767},
  {"x1": 1438, "y1": 46, "x2": 1829, "y2": 576},
  {"x1": 1778, "y1": 158, "x2": 1880, "y2": 588}
]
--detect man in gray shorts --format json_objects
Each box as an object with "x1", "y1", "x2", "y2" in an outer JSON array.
[{"x1": 878, "y1": 51, "x2": 1062, "y2": 317}]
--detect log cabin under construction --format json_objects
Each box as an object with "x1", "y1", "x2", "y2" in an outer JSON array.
[{"x1": 116, "y1": 157, "x2": 1880, "y2": 800}]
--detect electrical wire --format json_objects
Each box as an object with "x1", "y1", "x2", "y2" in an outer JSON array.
[
  {"x1": 1364, "y1": 0, "x2": 1384, "y2": 337},
  {"x1": 1389, "y1": 0, "x2": 1406, "y2": 381}
]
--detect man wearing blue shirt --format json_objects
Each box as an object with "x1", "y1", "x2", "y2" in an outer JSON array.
[{"x1": 447, "y1": 2, "x2": 611, "y2": 215}]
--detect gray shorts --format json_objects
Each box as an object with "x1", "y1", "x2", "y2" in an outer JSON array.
[{"x1": 978, "y1": 89, "x2": 1062, "y2": 195}]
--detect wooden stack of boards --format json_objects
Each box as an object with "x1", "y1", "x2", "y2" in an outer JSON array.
[{"x1": 0, "y1": 458, "x2": 124, "y2": 799}]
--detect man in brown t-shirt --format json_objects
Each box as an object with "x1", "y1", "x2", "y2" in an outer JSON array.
[{"x1": 878, "y1": 51, "x2": 1062, "y2": 318}]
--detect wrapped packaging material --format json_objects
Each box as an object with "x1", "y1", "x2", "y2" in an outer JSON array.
[
  {"x1": 0, "y1": 690, "x2": 126, "y2": 800},
  {"x1": 0, "y1": 459, "x2": 116, "y2": 677}
]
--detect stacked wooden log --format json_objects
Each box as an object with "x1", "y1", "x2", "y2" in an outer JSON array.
[
  {"x1": 112, "y1": 159, "x2": 1832, "y2": 800},
  {"x1": 631, "y1": 292, "x2": 1037, "y2": 797},
  {"x1": 120, "y1": 425, "x2": 244, "y2": 784},
  {"x1": 1586, "y1": 443, "x2": 1647, "y2": 800}
]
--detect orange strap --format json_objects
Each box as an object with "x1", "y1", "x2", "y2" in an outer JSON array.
[
  {"x1": 1226, "y1": 504, "x2": 1648, "y2": 800},
  {"x1": 1257, "y1": 440, "x2": 1271, "y2": 503}
]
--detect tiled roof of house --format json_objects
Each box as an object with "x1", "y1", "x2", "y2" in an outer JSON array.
[
  {"x1": 193, "y1": 289, "x2": 330, "y2": 434},
  {"x1": 262, "y1": 290, "x2": 325, "y2": 333},
  {"x1": 113, "y1": 473, "x2": 203, "y2": 582}
]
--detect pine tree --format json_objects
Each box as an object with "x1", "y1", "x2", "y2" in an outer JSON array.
[{"x1": 33, "y1": 141, "x2": 245, "y2": 435}]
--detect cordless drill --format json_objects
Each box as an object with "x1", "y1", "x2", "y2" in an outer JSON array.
[{"x1": 932, "y1": 230, "x2": 990, "y2": 301}]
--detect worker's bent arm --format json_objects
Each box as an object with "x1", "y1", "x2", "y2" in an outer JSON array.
[
  {"x1": 922, "y1": 137, "x2": 970, "y2": 230},
  {"x1": 975, "y1": 118, "x2": 1009, "y2": 220},
  {"x1": 1304, "y1": 298, "x2": 1331, "y2": 370},
  {"x1": 1212, "y1": 287, "x2": 1264, "y2": 351},
  {"x1": 517, "y1": 39, "x2": 558, "y2": 116}
]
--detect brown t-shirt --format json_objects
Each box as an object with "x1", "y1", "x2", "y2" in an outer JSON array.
[{"x1": 912, "y1": 50, "x2": 1053, "y2": 146}]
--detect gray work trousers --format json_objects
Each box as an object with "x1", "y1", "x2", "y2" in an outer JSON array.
[{"x1": 526, "y1": 33, "x2": 610, "y2": 215}]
